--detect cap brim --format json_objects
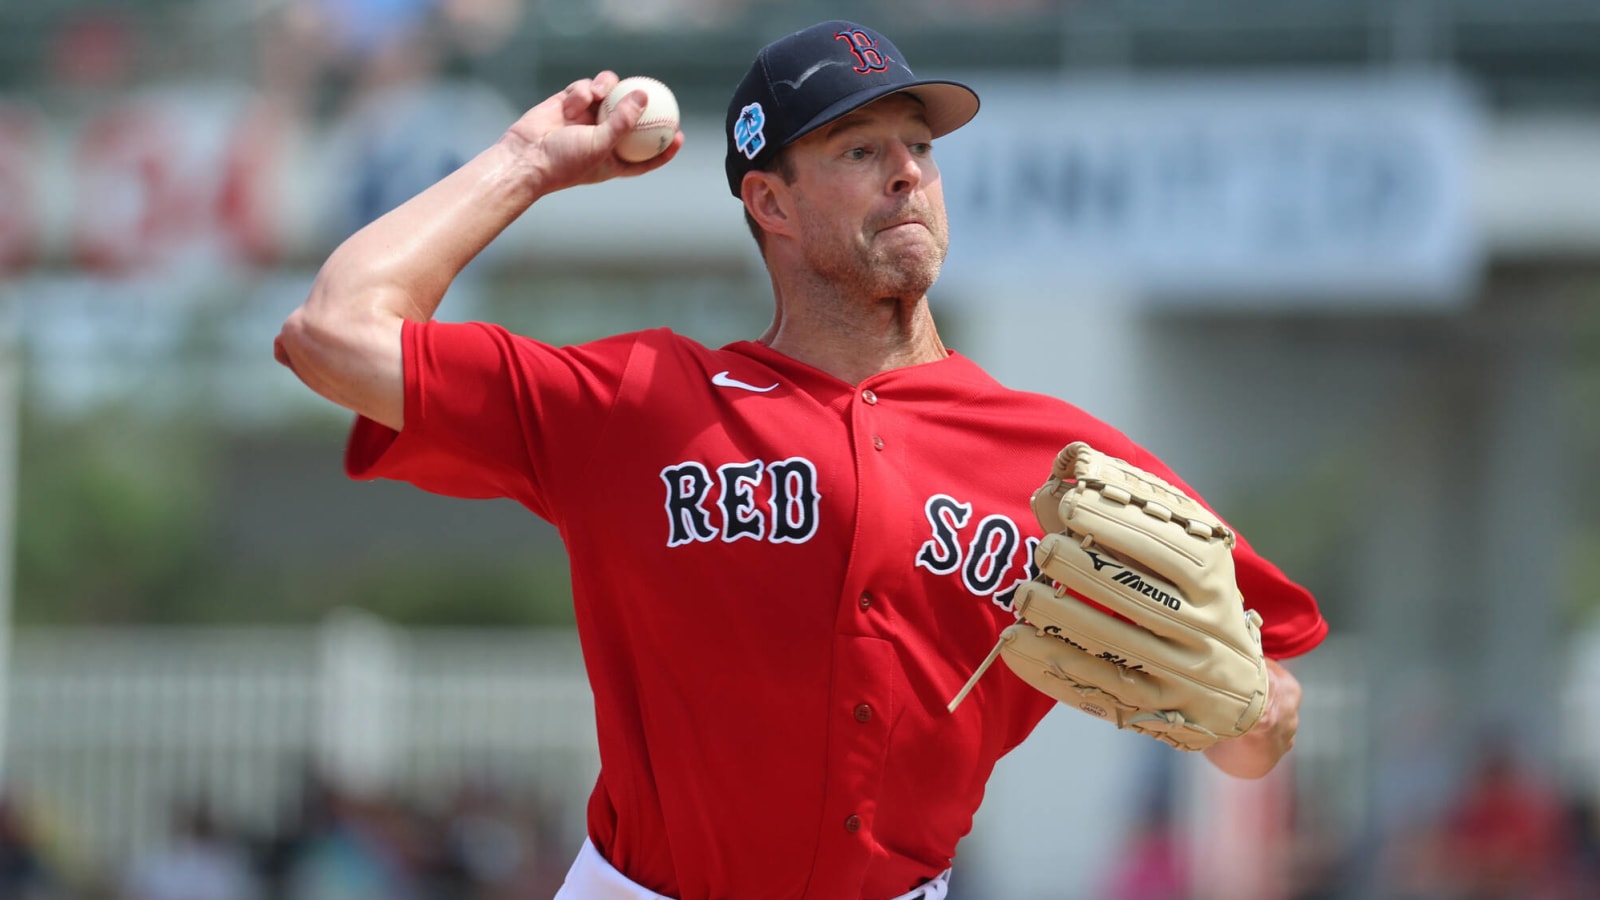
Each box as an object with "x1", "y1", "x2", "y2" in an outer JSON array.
[{"x1": 785, "y1": 80, "x2": 980, "y2": 148}]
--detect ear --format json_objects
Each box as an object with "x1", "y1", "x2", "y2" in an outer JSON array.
[{"x1": 741, "y1": 170, "x2": 794, "y2": 240}]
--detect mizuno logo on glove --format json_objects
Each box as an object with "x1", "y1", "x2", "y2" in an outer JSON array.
[
  {"x1": 1083, "y1": 550, "x2": 1123, "y2": 572},
  {"x1": 1110, "y1": 570, "x2": 1183, "y2": 610}
]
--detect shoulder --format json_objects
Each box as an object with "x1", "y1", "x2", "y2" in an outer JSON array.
[
  {"x1": 429, "y1": 323, "x2": 702, "y2": 353},
  {"x1": 582, "y1": 327, "x2": 719, "y2": 362},
  {"x1": 469, "y1": 326, "x2": 712, "y2": 373},
  {"x1": 945, "y1": 356, "x2": 1142, "y2": 451}
]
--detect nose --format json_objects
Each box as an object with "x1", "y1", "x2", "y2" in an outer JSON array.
[{"x1": 886, "y1": 142, "x2": 923, "y2": 195}]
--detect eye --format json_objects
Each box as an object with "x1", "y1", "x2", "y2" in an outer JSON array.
[
  {"x1": 844, "y1": 146, "x2": 870, "y2": 161},
  {"x1": 910, "y1": 141, "x2": 932, "y2": 156}
]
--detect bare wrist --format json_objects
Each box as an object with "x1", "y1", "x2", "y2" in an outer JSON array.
[{"x1": 492, "y1": 132, "x2": 550, "y2": 205}]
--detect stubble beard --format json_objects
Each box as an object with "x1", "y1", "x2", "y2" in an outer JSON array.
[{"x1": 801, "y1": 210, "x2": 949, "y2": 303}]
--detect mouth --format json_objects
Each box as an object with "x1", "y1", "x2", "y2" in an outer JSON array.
[{"x1": 878, "y1": 218, "x2": 927, "y2": 235}]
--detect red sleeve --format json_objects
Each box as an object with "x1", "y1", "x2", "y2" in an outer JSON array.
[
  {"x1": 1229, "y1": 540, "x2": 1327, "y2": 659},
  {"x1": 1121, "y1": 444, "x2": 1329, "y2": 660},
  {"x1": 344, "y1": 320, "x2": 643, "y2": 524}
]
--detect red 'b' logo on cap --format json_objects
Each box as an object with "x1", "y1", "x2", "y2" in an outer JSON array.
[{"x1": 835, "y1": 30, "x2": 889, "y2": 74}]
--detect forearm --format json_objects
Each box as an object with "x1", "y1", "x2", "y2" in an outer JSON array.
[
  {"x1": 1203, "y1": 657, "x2": 1301, "y2": 779},
  {"x1": 305, "y1": 137, "x2": 542, "y2": 326},
  {"x1": 274, "y1": 72, "x2": 679, "y2": 429}
]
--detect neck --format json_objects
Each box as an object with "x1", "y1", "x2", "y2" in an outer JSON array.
[{"x1": 759, "y1": 275, "x2": 948, "y2": 385}]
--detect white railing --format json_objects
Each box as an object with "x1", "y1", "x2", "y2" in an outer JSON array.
[
  {"x1": 3, "y1": 610, "x2": 597, "y2": 872},
  {"x1": 3, "y1": 613, "x2": 1378, "y2": 882},
  {"x1": 11, "y1": 613, "x2": 1599, "y2": 891}
]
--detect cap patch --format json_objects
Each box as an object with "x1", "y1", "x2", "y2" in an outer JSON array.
[{"x1": 734, "y1": 102, "x2": 767, "y2": 160}]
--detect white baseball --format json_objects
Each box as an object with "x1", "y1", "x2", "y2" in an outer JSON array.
[{"x1": 599, "y1": 76, "x2": 679, "y2": 163}]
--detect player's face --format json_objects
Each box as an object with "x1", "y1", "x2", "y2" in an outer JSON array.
[{"x1": 784, "y1": 95, "x2": 949, "y2": 300}]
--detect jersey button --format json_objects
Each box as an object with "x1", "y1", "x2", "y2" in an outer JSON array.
[
  {"x1": 858, "y1": 593, "x2": 872, "y2": 611},
  {"x1": 872, "y1": 435, "x2": 884, "y2": 451},
  {"x1": 845, "y1": 814, "x2": 862, "y2": 833},
  {"x1": 853, "y1": 703, "x2": 872, "y2": 723},
  {"x1": 861, "y1": 389, "x2": 878, "y2": 405}
]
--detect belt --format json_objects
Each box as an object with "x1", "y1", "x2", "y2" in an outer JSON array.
[
  {"x1": 896, "y1": 869, "x2": 951, "y2": 900},
  {"x1": 555, "y1": 838, "x2": 953, "y2": 900}
]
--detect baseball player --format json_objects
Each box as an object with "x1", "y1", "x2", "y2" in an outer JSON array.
[{"x1": 275, "y1": 19, "x2": 1327, "y2": 900}]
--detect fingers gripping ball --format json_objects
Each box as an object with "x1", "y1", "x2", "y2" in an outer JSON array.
[
  {"x1": 599, "y1": 76, "x2": 679, "y2": 162},
  {"x1": 948, "y1": 442, "x2": 1270, "y2": 752}
]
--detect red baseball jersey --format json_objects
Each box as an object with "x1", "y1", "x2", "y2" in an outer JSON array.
[{"x1": 346, "y1": 322, "x2": 1327, "y2": 900}]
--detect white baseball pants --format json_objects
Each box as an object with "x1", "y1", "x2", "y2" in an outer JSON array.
[{"x1": 554, "y1": 838, "x2": 952, "y2": 900}]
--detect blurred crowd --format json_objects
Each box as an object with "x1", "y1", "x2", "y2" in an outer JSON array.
[
  {"x1": 1361, "y1": 742, "x2": 1600, "y2": 900},
  {"x1": 0, "y1": 775, "x2": 572, "y2": 900},
  {"x1": 1097, "y1": 739, "x2": 1600, "y2": 900},
  {"x1": 0, "y1": 741, "x2": 1596, "y2": 899}
]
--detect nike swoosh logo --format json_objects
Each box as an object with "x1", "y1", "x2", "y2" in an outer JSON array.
[{"x1": 712, "y1": 370, "x2": 779, "y2": 393}]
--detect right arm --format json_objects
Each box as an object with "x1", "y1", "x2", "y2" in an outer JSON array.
[{"x1": 274, "y1": 71, "x2": 683, "y2": 430}]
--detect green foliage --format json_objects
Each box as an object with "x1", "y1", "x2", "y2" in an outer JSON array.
[
  {"x1": 13, "y1": 403, "x2": 574, "y2": 627},
  {"x1": 1567, "y1": 297, "x2": 1600, "y2": 624},
  {"x1": 326, "y1": 557, "x2": 575, "y2": 627},
  {"x1": 1225, "y1": 448, "x2": 1364, "y2": 628},
  {"x1": 14, "y1": 406, "x2": 217, "y2": 624},
  {"x1": 1567, "y1": 529, "x2": 1600, "y2": 627}
]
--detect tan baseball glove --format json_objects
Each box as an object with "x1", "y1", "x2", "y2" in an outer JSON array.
[{"x1": 949, "y1": 442, "x2": 1269, "y2": 752}]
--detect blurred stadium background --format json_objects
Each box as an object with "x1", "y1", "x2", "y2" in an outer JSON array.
[{"x1": 1, "y1": 0, "x2": 1599, "y2": 897}]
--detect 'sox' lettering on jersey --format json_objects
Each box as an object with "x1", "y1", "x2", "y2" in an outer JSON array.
[
  {"x1": 915, "y1": 494, "x2": 1039, "y2": 611},
  {"x1": 963, "y1": 515, "x2": 1020, "y2": 597},
  {"x1": 662, "y1": 457, "x2": 821, "y2": 547},
  {"x1": 914, "y1": 494, "x2": 972, "y2": 575},
  {"x1": 993, "y1": 536, "x2": 1042, "y2": 612}
]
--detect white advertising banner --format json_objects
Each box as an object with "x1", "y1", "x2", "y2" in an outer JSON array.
[{"x1": 936, "y1": 73, "x2": 1483, "y2": 309}]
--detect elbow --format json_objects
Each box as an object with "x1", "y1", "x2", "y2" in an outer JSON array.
[
  {"x1": 276, "y1": 294, "x2": 358, "y2": 377},
  {"x1": 274, "y1": 307, "x2": 311, "y2": 371},
  {"x1": 274, "y1": 302, "x2": 348, "y2": 391},
  {"x1": 271, "y1": 293, "x2": 405, "y2": 429}
]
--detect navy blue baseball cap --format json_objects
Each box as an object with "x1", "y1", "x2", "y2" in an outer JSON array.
[{"x1": 724, "y1": 20, "x2": 980, "y2": 197}]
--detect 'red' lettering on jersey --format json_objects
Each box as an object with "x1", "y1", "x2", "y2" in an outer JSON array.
[
  {"x1": 660, "y1": 456, "x2": 822, "y2": 546},
  {"x1": 346, "y1": 322, "x2": 1328, "y2": 900}
]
